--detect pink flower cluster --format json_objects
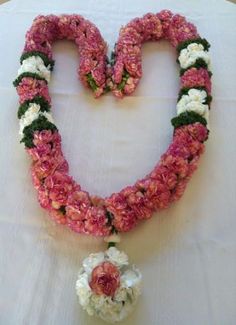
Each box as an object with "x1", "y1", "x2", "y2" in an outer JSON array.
[
  {"x1": 27, "y1": 130, "x2": 111, "y2": 236},
  {"x1": 157, "y1": 10, "x2": 199, "y2": 46},
  {"x1": 180, "y1": 67, "x2": 212, "y2": 94},
  {"x1": 16, "y1": 78, "x2": 51, "y2": 104},
  {"x1": 20, "y1": 12, "x2": 208, "y2": 99},
  {"x1": 26, "y1": 122, "x2": 207, "y2": 235},
  {"x1": 112, "y1": 13, "x2": 163, "y2": 98},
  {"x1": 23, "y1": 14, "x2": 107, "y2": 95},
  {"x1": 112, "y1": 10, "x2": 199, "y2": 97},
  {"x1": 104, "y1": 122, "x2": 208, "y2": 232}
]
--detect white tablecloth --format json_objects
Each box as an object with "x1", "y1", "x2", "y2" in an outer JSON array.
[{"x1": 0, "y1": 1, "x2": 236, "y2": 324}]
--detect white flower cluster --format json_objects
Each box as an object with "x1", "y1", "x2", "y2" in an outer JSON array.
[
  {"x1": 76, "y1": 247, "x2": 142, "y2": 323},
  {"x1": 178, "y1": 43, "x2": 211, "y2": 70},
  {"x1": 17, "y1": 56, "x2": 51, "y2": 82},
  {"x1": 19, "y1": 103, "x2": 54, "y2": 138},
  {"x1": 176, "y1": 88, "x2": 209, "y2": 124}
]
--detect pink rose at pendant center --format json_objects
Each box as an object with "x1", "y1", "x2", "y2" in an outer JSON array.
[{"x1": 89, "y1": 261, "x2": 120, "y2": 297}]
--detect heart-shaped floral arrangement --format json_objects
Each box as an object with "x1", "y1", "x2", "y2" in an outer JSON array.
[{"x1": 14, "y1": 10, "x2": 212, "y2": 323}]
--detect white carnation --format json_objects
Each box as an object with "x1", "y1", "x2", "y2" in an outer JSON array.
[
  {"x1": 43, "y1": 111, "x2": 54, "y2": 124},
  {"x1": 105, "y1": 247, "x2": 129, "y2": 267},
  {"x1": 18, "y1": 56, "x2": 51, "y2": 82},
  {"x1": 121, "y1": 266, "x2": 142, "y2": 288},
  {"x1": 90, "y1": 294, "x2": 107, "y2": 309},
  {"x1": 19, "y1": 103, "x2": 40, "y2": 137},
  {"x1": 75, "y1": 273, "x2": 92, "y2": 307},
  {"x1": 114, "y1": 287, "x2": 127, "y2": 302},
  {"x1": 19, "y1": 103, "x2": 54, "y2": 138},
  {"x1": 188, "y1": 88, "x2": 207, "y2": 102},
  {"x1": 82, "y1": 252, "x2": 105, "y2": 274},
  {"x1": 186, "y1": 101, "x2": 206, "y2": 116},
  {"x1": 176, "y1": 88, "x2": 209, "y2": 123},
  {"x1": 178, "y1": 43, "x2": 211, "y2": 70}
]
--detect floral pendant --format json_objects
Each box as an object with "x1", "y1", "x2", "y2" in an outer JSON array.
[{"x1": 76, "y1": 237, "x2": 142, "y2": 323}]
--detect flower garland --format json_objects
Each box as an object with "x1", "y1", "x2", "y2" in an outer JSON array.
[{"x1": 14, "y1": 11, "x2": 212, "y2": 323}]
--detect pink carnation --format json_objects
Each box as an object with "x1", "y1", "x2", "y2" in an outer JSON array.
[
  {"x1": 105, "y1": 192, "x2": 138, "y2": 232},
  {"x1": 84, "y1": 207, "x2": 111, "y2": 236},
  {"x1": 112, "y1": 211, "x2": 137, "y2": 232},
  {"x1": 28, "y1": 131, "x2": 69, "y2": 186},
  {"x1": 24, "y1": 15, "x2": 60, "y2": 58},
  {"x1": 136, "y1": 178, "x2": 171, "y2": 210},
  {"x1": 160, "y1": 154, "x2": 189, "y2": 179},
  {"x1": 37, "y1": 185, "x2": 50, "y2": 209},
  {"x1": 32, "y1": 130, "x2": 61, "y2": 147},
  {"x1": 122, "y1": 186, "x2": 152, "y2": 220},
  {"x1": 31, "y1": 168, "x2": 42, "y2": 189},
  {"x1": 175, "y1": 123, "x2": 208, "y2": 143},
  {"x1": 105, "y1": 193, "x2": 128, "y2": 213},
  {"x1": 112, "y1": 55, "x2": 125, "y2": 85},
  {"x1": 57, "y1": 14, "x2": 85, "y2": 40},
  {"x1": 169, "y1": 126, "x2": 205, "y2": 160},
  {"x1": 149, "y1": 165, "x2": 178, "y2": 190},
  {"x1": 169, "y1": 139, "x2": 203, "y2": 160},
  {"x1": 167, "y1": 14, "x2": 199, "y2": 47},
  {"x1": 170, "y1": 178, "x2": 188, "y2": 202},
  {"x1": 90, "y1": 195, "x2": 106, "y2": 207},
  {"x1": 157, "y1": 10, "x2": 173, "y2": 38},
  {"x1": 89, "y1": 261, "x2": 120, "y2": 297},
  {"x1": 31, "y1": 154, "x2": 68, "y2": 182},
  {"x1": 27, "y1": 143, "x2": 52, "y2": 161},
  {"x1": 67, "y1": 219, "x2": 86, "y2": 234},
  {"x1": 16, "y1": 78, "x2": 51, "y2": 104},
  {"x1": 141, "y1": 13, "x2": 163, "y2": 41},
  {"x1": 44, "y1": 171, "x2": 78, "y2": 207},
  {"x1": 66, "y1": 190, "x2": 91, "y2": 221},
  {"x1": 181, "y1": 68, "x2": 212, "y2": 94},
  {"x1": 123, "y1": 77, "x2": 140, "y2": 95},
  {"x1": 91, "y1": 62, "x2": 107, "y2": 88}
]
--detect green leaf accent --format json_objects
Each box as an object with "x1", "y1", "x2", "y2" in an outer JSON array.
[
  {"x1": 117, "y1": 70, "x2": 130, "y2": 91},
  {"x1": 110, "y1": 50, "x2": 116, "y2": 66},
  {"x1": 108, "y1": 242, "x2": 116, "y2": 248},
  {"x1": 59, "y1": 206, "x2": 66, "y2": 215},
  {"x1": 21, "y1": 115, "x2": 57, "y2": 148},
  {"x1": 86, "y1": 72, "x2": 98, "y2": 91},
  {"x1": 105, "y1": 211, "x2": 118, "y2": 235},
  {"x1": 110, "y1": 43, "x2": 117, "y2": 66},
  {"x1": 103, "y1": 85, "x2": 111, "y2": 94},
  {"x1": 179, "y1": 59, "x2": 210, "y2": 76},
  {"x1": 20, "y1": 51, "x2": 55, "y2": 71},
  {"x1": 17, "y1": 96, "x2": 51, "y2": 119},
  {"x1": 178, "y1": 87, "x2": 212, "y2": 105},
  {"x1": 13, "y1": 72, "x2": 47, "y2": 87},
  {"x1": 106, "y1": 211, "x2": 114, "y2": 224},
  {"x1": 176, "y1": 38, "x2": 211, "y2": 54},
  {"x1": 171, "y1": 111, "x2": 207, "y2": 129},
  {"x1": 112, "y1": 226, "x2": 118, "y2": 234}
]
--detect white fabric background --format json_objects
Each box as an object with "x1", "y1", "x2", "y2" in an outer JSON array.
[{"x1": 0, "y1": 1, "x2": 236, "y2": 324}]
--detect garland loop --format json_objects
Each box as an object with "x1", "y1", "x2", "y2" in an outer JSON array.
[{"x1": 14, "y1": 11, "x2": 212, "y2": 323}]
